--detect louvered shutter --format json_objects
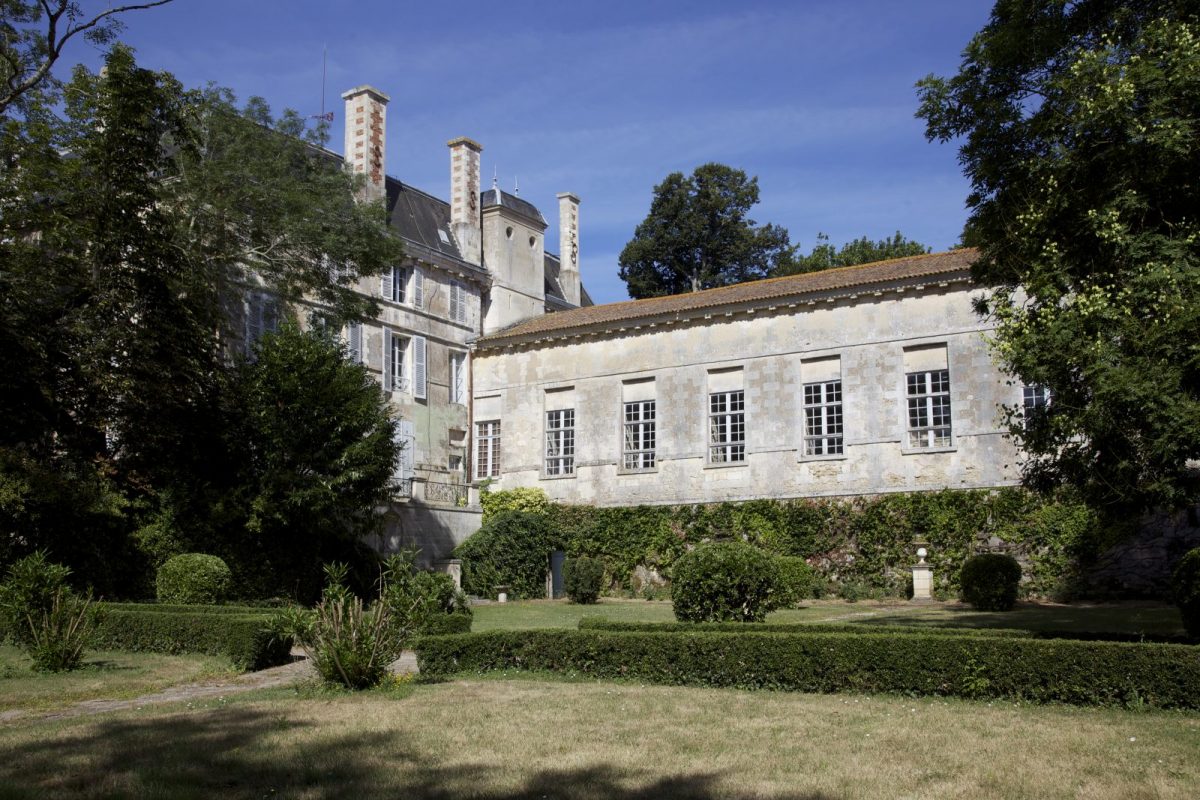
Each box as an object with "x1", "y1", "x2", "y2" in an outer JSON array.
[
  {"x1": 413, "y1": 335, "x2": 427, "y2": 399},
  {"x1": 393, "y1": 419, "x2": 416, "y2": 486},
  {"x1": 381, "y1": 267, "x2": 393, "y2": 300},
  {"x1": 381, "y1": 328, "x2": 393, "y2": 392},
  {"x1": 347, "y1": 322, "x2": 362, "y2": 364},
  {"x1": 413, "y1": 268, "x2": 424, "y2": 308}
]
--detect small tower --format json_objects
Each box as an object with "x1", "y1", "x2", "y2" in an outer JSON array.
[{"x1": 557, "y1": 192, "x2": 581, "y2": 306}]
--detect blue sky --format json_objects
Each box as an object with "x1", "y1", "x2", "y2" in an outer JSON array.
[{"x1": 66, "y1": 0, "x2": 992, "y2": 305}]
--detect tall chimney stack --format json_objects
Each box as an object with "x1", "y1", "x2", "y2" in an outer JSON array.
[
  {"x1": 557, "y1": 192, "x2": 581, "y2": 306},
  {"x1": 342, "y1": 85, "x2": 389, "y2": 203},
  {"x1": 447, "y1": 137, "x2": 483, "y2": 265}
]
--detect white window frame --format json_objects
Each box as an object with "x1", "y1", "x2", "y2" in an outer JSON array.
[
  {"x1": 906, "y1": 369, "x2": 952, "y2": 448},
  {"x1": 803, "y1": 380, "x2": 843, "y2": 456},
  {"x1": 382, "y1": 265, "x2": 408, "y2": 304},
  {"x1": 387, "y1": 331, "x2": 410, "y2": 393},
  {"x1": 1022, "y1": 384, "x2": 1051, "y2": 429},
  {"x1": 623, "y1": 400, "x2": 656, "y2": 470},
  {"x1": 243, "y1": 291, "x2": 280, "y2": 355},
  {"x1": 708, "y1": 390, "x2": 745, "y2": 463},
  {"x1": 545, "y1": 409, "x2": 576, "y2": 476},
  {"x1": 450, "y1": 352, "x2": 466, "y2": 405},
  {"x1": 476, "y1": 420, "x2": 501, "y2": 479}
]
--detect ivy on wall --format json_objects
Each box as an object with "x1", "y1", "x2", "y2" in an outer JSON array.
[{"x1": 462, "y1": 487, "x2": 1103, "y2": 600}]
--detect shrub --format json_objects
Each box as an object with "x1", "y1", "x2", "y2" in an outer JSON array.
[
  {"x1": 379, "y1": 552, "x2": 472, "y2": 633},
  {"x1": 1172, "y1": 548, "x2": 1200, "y2": 638},
  {"x1": 480, "y1": 487, "x2": 552, "y2": 522},
  {"x1": 455, "y1": 510, "x2": 558, "y2": 599},
  {"x1": 564, "y1": 556, "x2": 604, "y2": 604},
  {"x1": 0, "y1": 552, "x2": 98, "y2": 672},
  {"x1": 671, "y1": 540, "x2": 780, "y2": 623},
  {"x1": 774, "y1": 557, "x2": 816, "y2": 607},
  {"x1": 156, "y1": 553, "x2": 232, "y2": 605},
  {"x1": 91, "y1": 604, "x2": 290, "y2": 670},
  {"x1": 418, "y1": 612, "x2": 473, "y2": 635},
  {"x1": 417, "y1": 629, "x2": 1200, "y2": 709},
  {"x1": 960, "y1": 553, "x2": 1022, "y2": 611}
]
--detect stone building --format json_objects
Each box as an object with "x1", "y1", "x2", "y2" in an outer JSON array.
[{"x1": 470, "y1": 249, "x2": 1032, "y2": 507}]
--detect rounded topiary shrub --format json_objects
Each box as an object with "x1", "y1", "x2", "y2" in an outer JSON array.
[
  {"x1": 671, "y1": 540, "x2": 780, "y2": 623},
  {"x1": 1171, "y1": 547, "x2": 1200, "y2": 639},
  {"x1": 156, "y1": 553, "x2": 233, "y2": 605},
  {"x1": 564, "y1": 556, "x2": 605, "y2": 604},
  {"x1": 773, "y1": 556, "x2": 816, "y2": 608},
  {"x1": 959, "y1": 553, "x2": 1021, "y2": 611}
]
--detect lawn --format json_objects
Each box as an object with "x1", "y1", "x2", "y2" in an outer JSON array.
[
  {"x1": 471, "y1": 597, "x2": 1188, "y2": 638},
  {"x1": 0, "y1": 645, "x2": 235, "y2": 713},
  {"x1": 0, "y1": 677, "x2": 1196, "y2": 799}
]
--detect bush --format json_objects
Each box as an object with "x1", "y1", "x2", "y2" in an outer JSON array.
[
  {"x1": 416, "y1": 629, "x2": 1200, "y2": 709},
  {"x1": 774, "y1": 557, "x2": 816, "y2": 607},
  {"x1": 0, "y1": 552, "x2": 97, "y2": 672},
  {"x1": 564, "y1": 556, "x2": 604, "y2": 604},
  {"x1": 91, "y1": 605, "x2": 290, "y2": 670},
  {"x1": 156, "y1": 553, "x2": 232, "y2": 605},
  {"x1": 960, "y1": 553, "x2": 1022, "y2": 611},
  {"x1": 671, "y1": 540, "x2": 779, "y2": 623},
  {"x1": 455, "y1": 510, "x2": 558, "y2": 599},
  {"x1": 418, "y1": 612, "x2": 473, "y2": 635},
  {"x1": 1172, "y1": 548, "x2": 1200, "y2": 638},
  {"x1": 378, "y1": 552, "x2": 472, "y2": 633}
]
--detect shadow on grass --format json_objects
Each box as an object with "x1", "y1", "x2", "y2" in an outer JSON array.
[{"x1": 0, "y1": 706, "x2": 838, "y2": 800}]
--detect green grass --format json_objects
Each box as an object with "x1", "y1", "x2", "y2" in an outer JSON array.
[
  {"x1": 0, "y1": 677, "x2": 1196, "y2": 799},
  {"x1": 473, "y1": 597, "x2": 1187, "y2": 638},
  {"x1": 0, "y1": 645, "x2": 235, "y2": 713}
]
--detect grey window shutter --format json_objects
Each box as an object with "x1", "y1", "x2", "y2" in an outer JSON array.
[
  {"x1": 348, "y1": 322, "x2": 362, "y2": 364},
  {"x1": 413, "y1": 335, "x2": 427, "y2": 399},
  {"x1": 413, "y1": 268, "x2": 424, "y2": 308},
  {"x1": 382, "y1": 328, "x2": 393, "y2": 391},
  {"x1": 393, "y1": 419, "x2": 416, "y2": 484},
  {"x1": 381, "y1": 267, "x2": 393, "y2": 300}
]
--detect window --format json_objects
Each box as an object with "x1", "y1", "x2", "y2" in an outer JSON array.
[
  {"x1": 1023, "y1": 384, "x2": 1051, "y2": 429},
  {"x1": 244, "y1": 291, "x2": 280, "y2": 355},
  {"x1": 803, "y1": 380, "x2": 843, "y2": 456},
  {"x1": 906, "y1": 369, "x2": 952, "y2": 447},
  {"x1": 623, "y1": 400, "x2": 656, "y2": 470},
  {"x1": 346, "y1": 322, "x2": 363, "y2": 364},
  {"x1": 450, "y1": 352, "x2": 466, "y2": 404},
  {"x1": 545, "y1": 409, "x2": 575, "y2": 475},
  {"x1": 449, "y1": 280, "x2": 467, "y2": 324},
  {"x1": 476, "y1": 420, "x2": 501, "y2": 479},
  {"x1": 382, "y1": 265, "x2": 407, "y2": 304},
  {"x1": 709, "y1": 391, "x2": 745, "y2": 463},
  {"x1": 387, "y1": 333, "x2": 409, "y2": 393}
]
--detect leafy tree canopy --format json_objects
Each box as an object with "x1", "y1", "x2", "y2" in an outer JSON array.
[
  {"x1": 618, "y1": 163, "x2": 795, "y2": 298},
  {"x1": 773, "y1": 231, "x2": 931, "y2": 276},
  {"x1": 917, "y1": 0, "x2": 1200, "y2": 511}
]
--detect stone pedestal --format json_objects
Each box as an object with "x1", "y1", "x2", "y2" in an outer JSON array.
[
  {"x1": 911, "y1": 564, "x2": 933, "y2": 601},
  {"x1": 494, "y1": 585, "x2": 510, "y2": 603}
]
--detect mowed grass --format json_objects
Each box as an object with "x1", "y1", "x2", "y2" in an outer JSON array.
[
  {"x1": 0, "y1": 645, "x2": 235, "y2": 713},
  {"x1": 471, "y1": 597, "x2": 1187, "y2": 638},
  {"x1": 1, "y1": 677, "x2": 1196, "y2": 799}
]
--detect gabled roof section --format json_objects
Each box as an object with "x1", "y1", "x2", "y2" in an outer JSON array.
[
  {"x1": 476, "y1": 248, "x2": 977, "y2": 349},
  {"x1": 480, "y1": 188, "x2": 546, "y2": 227},
  {"x1": 384, "y1": 177, "x2": 465, "y2": 263}
]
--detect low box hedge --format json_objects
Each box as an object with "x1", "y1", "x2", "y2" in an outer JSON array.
[
  {"x1": 419, "y1": 612, "x2": 473, "y2": 636},
  {"x1": 575, "y1": 617, "x2": 1193, "y2": 645},
  {"x1": 416, "y1": 629, "x2": 1200, "y2": 709},
  {"x1": 91, "y1": 604, "x2": 292, "y2": 671},
  {"x1": 102, "y1": 602, "x2": 278, "y2": 616}
]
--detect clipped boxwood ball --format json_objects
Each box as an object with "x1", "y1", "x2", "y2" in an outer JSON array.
[
  {"x1": 564, "y1": 556, "x2": 605, "y2": 604},
  {"x1": 1171, "y1": 547, "x2": 1200, "y2": 639},
  {"x1": 156, "y1": 553, "x2": 233, "y2": 605},
  {"x1": 672, "y1": 540, "x2": 779, "y2": 623},
  {"x1": 960, "y1": 553, "x2": 1021, "y2": 611}
]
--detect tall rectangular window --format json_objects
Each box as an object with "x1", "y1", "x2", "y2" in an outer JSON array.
[
  {"x1": 449, "y1": 280, "x2": 467, "y2": 324},
  {"x1": 476, "y1": 420, "x2": 500, "y2": 479},
  {"x1": 244, "y1": 291, "x2": 280, "y2": 356},
  {"x1": 382, "y1": 265, "x2": 407, "y2": 304},
  {"x1": 906, "y1": 370, "x2": 952, "y2": 447},
  {"x1": 389, "y1": 334, "x2": 409, "y2": 393},
  {"x1": 346, "y1": 322, "x2": 363, "y2": 364},
  {"x1": 1023, "y1": 384, "x2": 1051, "y2": 429},
  {"x1": 450, "y1": 352, "x2": 466, "y2": 404},
  {"x1": 709, "y1": 390, "x2": 745, "y2": 463},
  {"x1": 545, "y1": 409, "x2": 575, "y2": 476},
  {"x1": 623, "y1": 400, "x2": 656, "y2": 470},
  {"x1": 804, "y1": 380, "x2": 843, "y2": 455}
]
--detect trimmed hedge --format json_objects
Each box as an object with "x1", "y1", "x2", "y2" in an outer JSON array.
[
  {"x1": 416, "y1": 629, "x2": 1200, "y2": 709},
  {"x1": 564, "y1": 556, "x2": 604, "y2": 604},
  {"x1": 91, "y1": 604, "x2": 291, "y2": 671},
  {"x1": 961, "y1": 553, "x2": 1022, "y2": 611},
  {"x1": 672, "y1": 540, "x2": 779, "y2": 622},
  {"x1": 156, "y1": 553, "x2": 232, "y2": 605},
  {"x1": 103, "y1": 602, "x2": 274, "y2": 615},
  {"x1": 419, "y1": 612, "x2": 473, "y2": 636},
  {"x1": 1172, "y1": 548, "x2": 1200, "y2": 638}
]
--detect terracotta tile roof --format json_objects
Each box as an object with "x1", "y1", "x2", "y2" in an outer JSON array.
[{"x1": 476, "y1": 248, "x2": 977, "y2": 348}]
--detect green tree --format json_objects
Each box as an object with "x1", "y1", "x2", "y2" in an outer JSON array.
[
  {"x1": 917, "y1": 0, "x2": 1200, "y2": 511},
  {"x1": 224, "y1": 325, "x2": 399, "y2": 601},
  {"x1": 774, "y1": 231, "x2": 931, "y2": 276},
  {"x1": 618, "y1": 163, "x2": 795, "y2": 298}
]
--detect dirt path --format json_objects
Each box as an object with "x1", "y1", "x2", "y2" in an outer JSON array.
[{"x1": 0, "y1": 650, "x2": 420, "y2": 725}]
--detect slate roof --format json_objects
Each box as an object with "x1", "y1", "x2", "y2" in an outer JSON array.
[
  {"x1": 476, "y1": 248, "x2": 977, "y2": 348},
  {"x1": 384, "y1": 177, "x2": 470, "y2": 265},
  {"x1": 479, "y1": 188, "x2": 546, "y2": 226}
]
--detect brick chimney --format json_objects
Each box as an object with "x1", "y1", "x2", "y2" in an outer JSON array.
[
  {"x1": 557, "y1": 192, "x2": 581, "y2": 306},
  {"x1": 342, "y1": 85, "x2": 389, "y2": 203},
  {"x1": 448, "y1": 137, "x2": 483, "y2": 265}
]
